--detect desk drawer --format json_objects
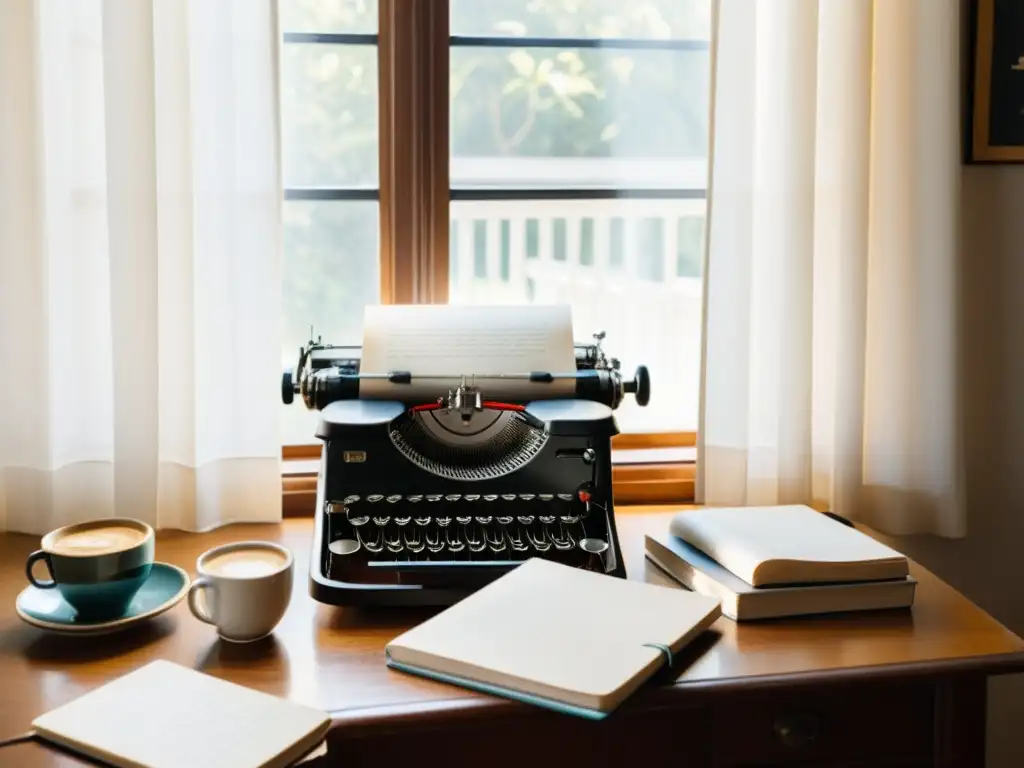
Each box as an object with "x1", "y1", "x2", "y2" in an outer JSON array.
[{"x1": 710, "y1": 681, "x2": 934, "y2": 766}]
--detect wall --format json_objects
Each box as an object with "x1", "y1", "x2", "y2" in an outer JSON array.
[{"x1": 882, "y1": 163, "x2": 1024, "y2": 766}]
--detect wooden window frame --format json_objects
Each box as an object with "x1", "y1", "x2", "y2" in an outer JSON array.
[{"x1": 280, "y1": 0, "x2": 696, "y2": 513}]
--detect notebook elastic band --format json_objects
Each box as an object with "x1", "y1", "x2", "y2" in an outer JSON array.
[{"x1": 641, "y1": 642, "x2": 674, "y2": 667}]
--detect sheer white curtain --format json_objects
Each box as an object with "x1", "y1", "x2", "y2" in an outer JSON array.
[
  {"x1": 0, "y1": 0, "x2": 283, "y2": 534},
  {"x1": 697, "y1": 0, "x2": 964, "y2": 537}
]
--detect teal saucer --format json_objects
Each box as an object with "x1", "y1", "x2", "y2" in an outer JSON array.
[{"x1": 16, "y1": 562, "x2": 190, "y2": 636}]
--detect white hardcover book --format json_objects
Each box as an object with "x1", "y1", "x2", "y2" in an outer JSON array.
[
  {"x1": 31, "y1": 660, "x2": 330, "y2": 768},
  {"x1": 645, "y1": 533, "x2": 916, "y2": 621},
  {"x1": 668, "y1": 505, "x2": 909, "y2": 587}
]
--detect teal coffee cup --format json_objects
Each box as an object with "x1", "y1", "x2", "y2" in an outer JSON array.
[{"x1": 25, "y1": 518, "x2": 155, "y2": 619}]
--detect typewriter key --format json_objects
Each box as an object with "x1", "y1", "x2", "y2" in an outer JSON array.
[
  {"x1": 484, "y1": 527, "x2": 507, "y2": 553},
  {"x1": 425, "y1": 529, "x2": 445, "y2": 553},
  {"x1": 506, "y1": 526, "x2": 529, "y2": 553},
  {"x1": 446, "y1": 528, "x2": 465, "y2": 553},
  {"x1": 483, "y1": 494, "x2": 498, "y2": 502},
  {"x1": 539, "y1": 493, "x2": 554, "y2": 502},
  {"x1": 347, "y1": 510, "x2": 370, "y2": 526},
  {"x1": 426, "y1": 494, "x2": 442, "y2": 502},
  {"x1": 367, "y1": 494, "x2": 384, "y2": 503},
  {"x1": 519, "y1": 494, "x2": 535, "y2": 501},
  {"x1": 407, "y1": 495, "x2": 423, "y2": 503},
  {"x1": 579, "y1": 538, "x2": 609, "y2": 572},
  {"x1": 329, "y1": 538, "x2": 360, "y2": 556},
  {"x1": 466, "y1": 525, "x2": 487, "y2": 553},
  {"x1": 527, "y1": 527, "x2": 552, "y2": 553},
  {"x1": 386, "y1": 494, "x2": 402, "y2": 504},
  {"x1": 501, "y1": 494, "x2": 516, "y2": 502},
  {"x1": 444, "y1": 494, "x2": 461, "y2": 502},
  {"x1": 343, "y1": 495, "x2": 360, "y2": 505},
  {"x1": 464, "y1": 494, "x2": 481, "y2": 502},
  {"x1": 550, "y1": 523, "x2": 574, "y2": 551},
  {"x1": 404, "y1": 529, "x2": 425, "y2": 553},
  {"x1": 384, "y1": 530, "x2": 403, "y2": 554},
  {"x1": 557, "y1": 493, "x2": 574, "y2": 502}
]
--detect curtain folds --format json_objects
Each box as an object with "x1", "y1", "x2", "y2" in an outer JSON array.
[
  {"x1": 0, "y1": 0, "x2": 283, "y2": 534},
  {"x1": 698, "y1": 0, "x2": 964, "y2": 537}
]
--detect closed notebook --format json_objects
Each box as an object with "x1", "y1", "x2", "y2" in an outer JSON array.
[
  {"x1": 385, "y1": 557, "x2": 721, "y2": 719},
  {"x1": 31, "y1": 660, "x2": 330, "y2": 768},
  {"x1": 668, "y1": 505, "x2": 909, "y2": 587},
  {"x1": 645, "y1": 533, "x2": 916, "y2": 621}
]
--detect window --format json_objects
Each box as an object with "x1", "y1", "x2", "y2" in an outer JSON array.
[{"x1": 278, "y1": 0, "x2": 711, "y2": 445}]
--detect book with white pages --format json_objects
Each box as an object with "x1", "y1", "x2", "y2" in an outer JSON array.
[
  {"x1": 668, "y1": 505, "x2": 910, "y2": 588},
  {"x1": 30, "y1": 660, "x2": 331, "y2": 768},
  {"x1": 645, "y1": 532, "x2": 917, "y2": 621},
  {"x1": 385, "y1": 557, "x2": 721, "y2": 719}
]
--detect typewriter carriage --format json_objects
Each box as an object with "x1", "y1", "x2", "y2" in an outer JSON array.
[{"x1": 282, "y1": 327, "x2": 650, "y2": 607}]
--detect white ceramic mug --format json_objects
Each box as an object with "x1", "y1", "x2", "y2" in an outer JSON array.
[{"x1": 187, "y1": 541, "x2": 293, "y2": 643}]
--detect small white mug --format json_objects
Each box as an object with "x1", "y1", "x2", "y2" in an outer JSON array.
[{"x1": 188, "y1": 541, "x2": 293, "y2": 643}]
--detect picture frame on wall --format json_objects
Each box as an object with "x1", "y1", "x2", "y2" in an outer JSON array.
[{"x1": 969, "y1": 0, "x2": 1024, "y2": 162}]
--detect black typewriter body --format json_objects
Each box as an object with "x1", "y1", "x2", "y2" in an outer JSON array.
[{"x1": 283, "y1": 331, "x2": 650, "y2": 607}]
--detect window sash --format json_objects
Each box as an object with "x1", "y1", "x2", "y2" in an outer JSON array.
[{"x1": 279, "y1": 0, "x2": 702, "y2": 449}]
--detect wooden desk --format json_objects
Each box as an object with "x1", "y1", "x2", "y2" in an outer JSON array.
[{"x1": 2, "y1": 508, "x2": 1023, "y2": 767}]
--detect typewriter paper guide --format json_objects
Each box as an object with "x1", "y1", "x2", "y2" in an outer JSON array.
[
  {"x1": 385, "y1": 558, "x2": 721, "y2": 715},
  {"x1": 360, "y1": 304, "x2": 576, "y2": 402},
  {"x1": 668, "y1": 505, "x2": 910, "y2": 587}
]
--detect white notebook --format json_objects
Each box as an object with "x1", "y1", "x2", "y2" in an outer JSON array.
[
  {"x1": 668, "y1": 505, "x2": 909, "y2": 587},
  {"x1": 385, "y1": 558, "x2": 721, "y2": 719},
  {"x1": 31, "y1": 660, "x2": 330, "y2": 768}
]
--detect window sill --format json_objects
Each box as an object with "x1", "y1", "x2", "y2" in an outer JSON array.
[{"x1": 281, "y1": 446, "x2": 695, "y2": 516}]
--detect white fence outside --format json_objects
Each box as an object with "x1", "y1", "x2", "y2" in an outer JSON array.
[{"x1": 448, "y1": 195, "x2": 704, "y2": 433}]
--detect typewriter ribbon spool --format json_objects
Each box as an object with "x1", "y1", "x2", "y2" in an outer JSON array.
[{"x1": 281, "y1": 305, "x2": 650, "y2": 607}]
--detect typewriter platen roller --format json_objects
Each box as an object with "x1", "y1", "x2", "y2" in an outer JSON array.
[{"x1": 282, "y1": 306, "x2": 650, "y2": 607}]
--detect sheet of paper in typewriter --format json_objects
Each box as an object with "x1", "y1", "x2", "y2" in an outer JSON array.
[{"x1": 360, "y1": 304, "x2": 576, "y2": 402}]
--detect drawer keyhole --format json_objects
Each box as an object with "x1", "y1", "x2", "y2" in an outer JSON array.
[{"x1": 773, "y1": 712, "x2": 820, "y2": 749}]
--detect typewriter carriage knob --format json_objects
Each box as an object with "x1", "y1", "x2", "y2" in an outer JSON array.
[
  {"x1": 281, "y1": 369, "x2": 294, "y2": 405},
  {"x1": 623, "y1": 365, "x2": 651, "y2": 407}
]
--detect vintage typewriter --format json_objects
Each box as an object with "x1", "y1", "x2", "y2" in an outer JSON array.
[{"x1": 282, "y1": 315, "x2": 650, "y2": 606}]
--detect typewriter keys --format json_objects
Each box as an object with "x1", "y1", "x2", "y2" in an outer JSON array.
[{"x1": 324, "y1": 485, "x2": 610, "y2": 574}]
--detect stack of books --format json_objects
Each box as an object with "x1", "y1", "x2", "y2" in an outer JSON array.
[{"x1": 645, "y1": 505, "x2": 916, "y2": 621}]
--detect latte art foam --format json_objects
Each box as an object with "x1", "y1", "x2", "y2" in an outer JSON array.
[
  {"x1": 204, "y1": 549, "x2": 287, "y2": 578},
  {"x1": 50, "y1": 525, "x2": 146, "y2": 556}
]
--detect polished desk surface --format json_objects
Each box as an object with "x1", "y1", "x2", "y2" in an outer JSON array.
[{"x1": 2, "y1": 507, "x2": 1023, "y2": 766}]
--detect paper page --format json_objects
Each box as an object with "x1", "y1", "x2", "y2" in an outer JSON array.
[
  {"x1": 360, "y1": 304, "x2": 576, "y2": 402},
  {"x1": 668, "y1": 505, "x2": 909, "y2": 585}
]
